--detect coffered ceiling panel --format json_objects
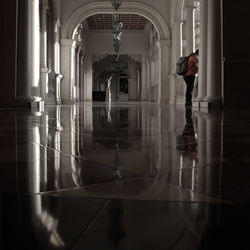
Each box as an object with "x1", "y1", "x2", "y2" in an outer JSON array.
[{"x1": 87, "y1": 14, "x2": 148, "y2": 30}]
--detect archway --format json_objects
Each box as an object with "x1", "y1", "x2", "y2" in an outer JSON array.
[
  {"x1": 61, "y1": 1, "x2": 170, "y2": 41},
  {"x1": 60, "y1": 1, "x2": 172, "y2": 104}
]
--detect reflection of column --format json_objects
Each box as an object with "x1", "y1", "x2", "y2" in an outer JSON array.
[
  {"x1": 84, "y1": 103, "x2": 93, "y2": 132},
  {"x1": 170, "y1": 20, "x2": 182, "y2": 103},
  {"x1": 40, "y1": 114, "x2": 48, "y2": 190},
  {"x1": 17, "y1": 0, "x2": 42, "y2": 106},
  {"x1": 203, "y1": 0, "x2": 222, "y2": 107},
  {"x1": 157, "y1": 40, "x2": 171, "y2": 103},
  {"x1": 204, "y1": 112, "x2": 222, "y2": 198},
  {"x1": 61, "y1": 39, "x2": 76, "y2": 104},
  {"x1": 17, "y1": 115, "x2": 41, "y2": 193},
  {"x1": 185, "y1": 4, "x2": 195, "y2": 54},
  {"x1": 196, "y1": 0, "x2": 208, "y2": 102},
  {"x1": 196, "y1": 112, "x2": 207, "y2": 194}
]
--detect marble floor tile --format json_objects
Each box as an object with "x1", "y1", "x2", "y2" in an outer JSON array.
[{"x1": 1, "y1": 103, "x2": 250, "y2": 249}]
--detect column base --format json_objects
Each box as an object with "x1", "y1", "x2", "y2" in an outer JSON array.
[
  {"x1": 192, "y1": 101, "x2": 200, "y2": 108},
  {"x1": 40, "y1": 67, "x2": 51, "y2": 101},
  {"x1": 202, "y1": 96, "x2": 223, "y2": 108},
  {"x1": 16, "y1": 96, "x2": 44, "y2": 111},
  {"x1": 157, "y1": 98, "x2": 169, "y2": 104},
  {"x1": 56, "y1": 73, "x2": 63, "y2": 104},
  {"x1": 61, "y1": 99, "x2": 76, "y2": 105}
]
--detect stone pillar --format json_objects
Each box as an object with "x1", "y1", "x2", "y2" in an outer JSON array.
[
  {"x1": 54, "y1": 19, "x2": 63, "y2": 104},
  {"x1": 61, "y1": 39, "x2": 76, "y2": 104},
  {"x1": 146, "y1": 58, "x2": 150, "y2": 101},
  {"x1": 17, "y1": 0, "x2": 42, "y2": 108},
  {"x1": 83, "y1": 54, "x2": 93, "y2": 102},
  {"x1": 128, "y1": 61, "x2": 138, "y2": 101},
  {"x1": 40, "y1": 0, "x2": 50, "y2": 102},
  {"x1": 196, "y1": 0, "x2": 208, "y2": 103},
  {"x1": 170, "y1": 20, "x2": 182, "y2": 103},
  {"x1": 185, "y1": 4, "x2": 195, "y2": 55},
  {"x1": 157, "y1": 40, "x2": 171, "y2": 103},
  {"x1": 203, "y1": 0, "x2": 222, "y2": 107},
  {"x1": 141, "y1": 56, "x2": 147, "y2": 101},
  {"x1": 75, "y1": 47, "x2": 81, "y2": 102}
]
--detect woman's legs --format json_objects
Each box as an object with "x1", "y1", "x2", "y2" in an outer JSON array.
[{"x1": 183, "y1": 75, "x2": 195, "y2": 105}]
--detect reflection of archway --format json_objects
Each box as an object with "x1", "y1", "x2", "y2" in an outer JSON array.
[
  {"x1": 92, "y1": 55, "x2": 141, "y2": 102},
  {"x1": 61, "y1": 1, "x2": 170, "y2": 40}
]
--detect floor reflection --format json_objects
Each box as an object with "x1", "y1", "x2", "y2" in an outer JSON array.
[
  {"x1": 0, "y1": 104, "x2": 240, "y2": 202},
  {"x1": 1, "y1": 103, "x2": 250, "y2": 249},
  {"x1": 1, "y1": 194, "x2": 250, "y2": 250}
]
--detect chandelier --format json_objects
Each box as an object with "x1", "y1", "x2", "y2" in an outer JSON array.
[
  {"x1": 111, "y1": 0, "x2": 122, "y2": 11},
  {"x1": 111, "y1": 1, "x2": 123, "y2": 56}
]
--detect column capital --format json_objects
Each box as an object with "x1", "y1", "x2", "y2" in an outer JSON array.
[
  {"x1": 156, "y1": 39, "x2": 171, "y2": 49},
  {"x1": 42, "y1": 0, "x2": 50, "y2": 10},
  {"x1": 54, "y1": 18, "x2": 61, "y2": 28},
  {"x1": 61, "y1": 39, "x2": 76, "y2": 47},
  {"x1": 184, "y1": 5, "x2": 196, "y2": 12},
  {"x1": 41, "y1": 67, "x2": 51, "y2": 74},
  {"x1": 42, "y1": 4, "x2": 49, "y2": 10},
  {"x1": 174, "y1": 19, "x2": 184, "y2": 25},
  {"x1": 55, "y1": 73, "x2": 63, "y2": 79}
]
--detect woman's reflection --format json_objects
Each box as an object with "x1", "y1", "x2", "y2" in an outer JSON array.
[
  {"x1": 176, "y1": 108, "x2": 198, "y2": 189},
  {"x1": 113, "y1": 143, "x2": 122, "y2": 181},
  {"x1": 177, "y1": 108, "x2": 198, "y2": 161}
]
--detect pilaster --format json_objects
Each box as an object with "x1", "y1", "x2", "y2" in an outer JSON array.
[
  {"x1": 156, "y1": 39, "x2": 171, "y2": 103},
  {"x1": 60, "y1": 39, "x2": 76, "y2": 104},
  {"x1": 185, "y1": 4, "x2": 196, "y2": 54},
  {"x1": 202, "y1": 0, "x2": 223, "y2": 108}
]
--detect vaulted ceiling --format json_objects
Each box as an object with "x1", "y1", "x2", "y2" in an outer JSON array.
[{"x1": 86, "y1": 14, "x2": 148, "y2": 30}]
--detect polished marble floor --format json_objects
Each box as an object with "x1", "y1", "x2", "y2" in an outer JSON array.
[{"x1": 1, "y1": 103, "x2": 250, "y2": 249}]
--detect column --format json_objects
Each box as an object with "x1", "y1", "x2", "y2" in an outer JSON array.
[
  {"x1": 157, "y1": 40, "x2": 171, "y2": 103},
  {"x1": 203, "y1": 0, "x2": 222, "y2": 107},
  {"x1": 17, "y1": 0, "x2": 42, "y2": 108},
  {"x1": 75, "y1": 47, "x2": 80, "y2": 102},
  {"x1": 170, "y1": 20, "x2": 182, "y2": 103},
  {"x1": 141, "y1": 56, "x2": 147, "y2": 101},
  {"x1": 128, "y1": 61, "x2": 138, "y2": 101},
  {"x1": 149, "y1": 57, "x2": 156, "y2": 101},
  {"x1": 146, "y1": 58, "x2": 150, "y2": 101},
  {"x1": 80, "y1": 55, "x2": 85, "y2": 102},
  {"x1": 60, "y1": 39, "x2": 76, "y2": 104},
  {"x1": 40, "y1": 0, "x2": 50, "y2": 102},
  {"x1": 195, "y1": 0, "x2": 208, "y2": 102},
  {"x1": 53, "y1": 0, "x2": 63, "y2": 104},
  {"x1": 185, "y1": 4, "x2": 195, "y2": 55},
  {"x1": 54, "y1": 19, "x2": 63, "y2": 104},
  {"x1": 83, "y1": 54, "x2": 93, "y2": 102}
]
